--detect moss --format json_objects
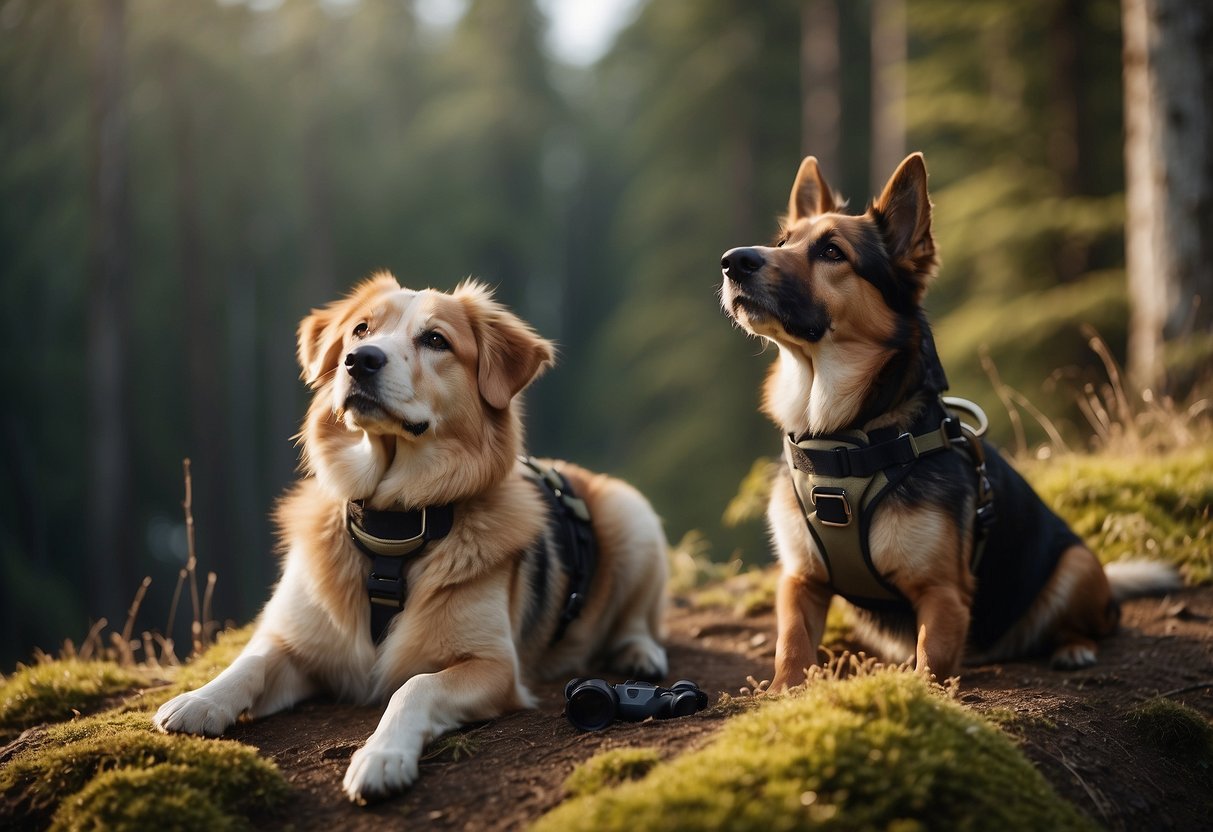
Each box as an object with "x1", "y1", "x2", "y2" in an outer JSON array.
[
  {"x1": 51, "y1": 766, "x2": 231, "y2": 832},
  {"x1": 1024, "y1": 447, "x2": 1213, "y2": 583},
  {"x1": 533, "y1": 670, "x2": 1093, "y2": 832},
  {"x1": 0, "y1": 660, "x2": 148, "y2": 740},
  {"x1": 564, "y1": 748, "x2": 662, "y2": 797},
  {"x1": 0, "y1": 625, "x2": 286, "y2": 829},
  {"x1": 1, "y1": 715, "x2": 286, "y2": 824},
  {"x1": 1126, "y1": 698, "x2": 1213, "y2": 764}
]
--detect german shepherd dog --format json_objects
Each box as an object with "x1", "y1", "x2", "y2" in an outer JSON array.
[
  {"x1": 155, "y1": 275, "x2": 669, "y2": 802},
  {"x1": 719, "y1": 153, "x2": 1179, "y2": 689}
]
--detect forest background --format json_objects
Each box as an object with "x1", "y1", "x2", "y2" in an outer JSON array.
[{"x1": 1, "y1": 0, "x2": 1208, "y2": 668}]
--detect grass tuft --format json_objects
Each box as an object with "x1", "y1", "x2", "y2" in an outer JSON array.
[
  {"x1": 0, "y1": 660, "x2": 148, "y2": 742},
  {"x1": 564, "y1": 747, "x2": 663, "y2": 797},
  {"x1": 534, "y1": 670, "x2": 1094, "y2": 832}
]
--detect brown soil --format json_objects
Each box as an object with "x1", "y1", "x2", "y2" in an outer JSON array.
[{"x1": 214, "y1": 587, "x2": 1210, "y2": 830}]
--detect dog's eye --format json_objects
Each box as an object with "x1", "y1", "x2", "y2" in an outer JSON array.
[
  {"x1": 819, "y1": 243, "x2": 845, "y2": 262},
  {"x1": 420, "y1": 331, "x2": 450, "y2": 351},
  {"x1": 775, "y1": 236, "x2": 788, "y2": 248},
  {"x1": 352, "y1": 322, "x2": 369, "y2": 338}
]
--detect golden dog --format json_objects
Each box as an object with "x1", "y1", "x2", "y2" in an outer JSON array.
[
  {"x1": 720, "y1": 153, "x2": 1178, "y2": 688},
  {"x1": 154, "y1": 274, "x2": 668, "y2": 802}
]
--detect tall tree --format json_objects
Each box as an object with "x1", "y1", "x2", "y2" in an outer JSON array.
[
  {"x1": 1122, "y1": 0, "x2": 1213, "y2": 390},
  {"x1": 800, "y1": 0, "x2": 841, "y2": 176},
  {"x1": 87, "y1": 0, "x2": 134, "y2": 623},
  {"x1": 870, "y1": 0, "x2": 906, "y2": 193}
]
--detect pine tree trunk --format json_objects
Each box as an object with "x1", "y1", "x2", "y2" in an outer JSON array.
[
  {"x1": 800, "y1": 0, "x2": 841, "y2": 176},
  {"x1": 1123, "y1": 0, "x2": 1213, "y2": 390},
  {"x1": 869, "y1": 0, "x2": 906, "y2": 192},
  {"x1": 87, "y1": 0, "x2": 134, "y2": 623}
]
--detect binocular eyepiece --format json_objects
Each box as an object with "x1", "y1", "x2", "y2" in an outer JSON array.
[{"x1": 564, "y1": 678, "x2": 709, "y2": 731}]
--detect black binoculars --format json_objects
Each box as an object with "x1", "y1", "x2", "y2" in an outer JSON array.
[{"x1": 563, "y1": 678, "x2": 709, "y2": 731}]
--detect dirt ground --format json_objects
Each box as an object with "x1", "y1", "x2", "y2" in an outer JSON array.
[{"x1": 224, "y1": 586, "x2": 1213, "y2": 831}]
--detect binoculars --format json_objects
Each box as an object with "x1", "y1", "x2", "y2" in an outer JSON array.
[{"x1": 563, "y1": 678, "x2": 709, "y2": 731}]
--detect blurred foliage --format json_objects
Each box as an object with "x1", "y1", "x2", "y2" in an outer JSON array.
[{"x1": 0, "y1": 0, "x2": 1181, "y2": 666}]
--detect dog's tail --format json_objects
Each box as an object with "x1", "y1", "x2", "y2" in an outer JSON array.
[{"x1": 1105, "y1": 560, "x2": 1183, "y2": 602}]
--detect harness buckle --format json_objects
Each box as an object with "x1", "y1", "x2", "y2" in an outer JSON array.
[
  {"x1": 367, "y1": 573, "x2": 405, "y2": 608},
  {"x1": 811, "y1": 487, "x2": 852, "y2": 527}
]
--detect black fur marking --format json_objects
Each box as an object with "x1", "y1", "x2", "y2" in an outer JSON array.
[
  {"x1": 848, "y1": 222, "x2": 918, "y2": 316},
  {"x1": 522, "y1": 533, "x2": 552, "y2": 638},
  {"x1": 770, "y1": 269, "x2": 831, "y2": 343},
  {"x1": 853, "y1": 310, "x2": 949, "y2": 429}
]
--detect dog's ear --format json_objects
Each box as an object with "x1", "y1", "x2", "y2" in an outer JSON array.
[
  {"x1": 871, "y1": 152, "x2": 935, "y2": 274},
  {"x1": 460, "y1": 284, "x2": 555, "y2": 410},
  {"x1": 297, "y1": 272, "x2": 400, "y2": 386},
  {"x1": 787, "y1": 156, "x2": 841, "y2": 222}
]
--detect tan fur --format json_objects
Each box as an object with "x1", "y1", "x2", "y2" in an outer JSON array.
[
  {"x1": 724, "y1": 153, "x2": 1176, "y2": 688},
  {"x1": 155, "y1": 274, "x2": 668, "y2": 803}
]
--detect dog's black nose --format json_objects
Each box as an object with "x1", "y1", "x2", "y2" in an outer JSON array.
[
  {"x1": 345, "y1": 345, "x2": 387, "y2": 380},
  {"x1": 721, "y1": 247, "x2": 765, "y2": 281}
]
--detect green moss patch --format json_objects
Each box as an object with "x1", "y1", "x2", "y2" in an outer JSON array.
[
  {"x1": 1126, "y1": 697, "x2": 1213, "y2": 765},
  {"x1": 1024, "y1": 447, "x2": 1213, "y2": 583},
  {"x1": 564, "y1": 748, "x2": 662, "y2": 798},
  {"x1": 1, "y1": 714, "x2": 286, "y2": 826},
  {"x1": 0, "y1": 660, "x2": 148, "y2": 741},
  {"x1": 51, "y1": 765, "x2": 233, "y2": 832},
  {"x1": 534, "y1": 671, "x2": 1093, "y2": 832},
  {"x1": 0, "y1": 626, "x2": 285, "y2": 829}
]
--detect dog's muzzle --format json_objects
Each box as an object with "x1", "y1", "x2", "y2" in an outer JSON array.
[{"x1": 721, "y1": 247, "x2": 765, "y2": 283}]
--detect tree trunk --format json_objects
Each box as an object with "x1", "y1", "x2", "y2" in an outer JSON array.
[
  {"x1": 87, "y1": 0, "x2": 134, "y2": 624},
  {"x1": 168, "y1": 51, "x2": 233, "y2": 620},
  {"x1": 1123, "y1": 0, "x2": 1213, "y2": 390},
  {"x1": 800, "y1": 0, "x2": 841, "y2": 178},
  {"x1": 1049, "y1": 0, "x2": 1088, "y2": 283},
  {"x1": 869, "y1": 0, "x2": 906, "y2": 192}
]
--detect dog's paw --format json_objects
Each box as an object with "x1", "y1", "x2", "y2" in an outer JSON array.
[
  {"x1": 610, "y1": 636, "x2": 668, "y2": 681},
  {"x1": 152, "y1": 691, "x2": 237, "y2": 736},
  {"x1": 1051, "y1": 642, "x2": 1098, "y2": 670},
  {"x1": 342, "y1": 745, "x2": 420, "y2": 804}
]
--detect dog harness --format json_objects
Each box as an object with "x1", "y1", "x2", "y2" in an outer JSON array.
[
  {"x1": 347, "y1": 500, "x2": 456, "y2": 645},
  {"x1": 345, "y1": 457, "x2": 596, "y2": 646},
  {"x1": 519, "y1": 456, "x2": 598, "y2": 646},
  {"x1": 784, "y1": 397, "x2": 996, "y2": 610}
]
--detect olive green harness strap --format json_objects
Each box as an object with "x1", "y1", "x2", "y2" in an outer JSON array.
[{"x1": 785, "y1": 402, "x2": 993, "y2": 607}]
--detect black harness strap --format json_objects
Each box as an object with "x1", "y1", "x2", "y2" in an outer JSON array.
[
  {"x1": 347, "y1": 500, "x2": 455, "y2": 645},
  {"x1": 519, "y1": 457, "x2": 597, "y2": 646},
  {"x1": 788, "y1": 415, "x2": 964, "y2": 478}
]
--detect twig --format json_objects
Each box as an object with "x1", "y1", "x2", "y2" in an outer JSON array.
[
  {"x1": 202, "y1": 571, "x2": 217, "y2": 644},
  {"x1": 183, "y1": 458, "x2": 203, "y2": 657},
  {"x1": 1006, "y1": 389, "x2": 1071, "y2": 455},
  {"x1": 1158, "y1": 681, "x2": 1213, "y2": 698},
  {"x1": 979, "y1": 349, "x2": 1026, "y2": 457},
  {"x1": 78, "y1": 618, "x2": 108, "y2": 662},
  {"x1": 1038, "y1": 746, "x2": 1111, "y2": 824},
  {"x1": 165, "y1": 567, "x2": 187, "y2": 653},
  {"x1": 119, "y1": 577, "x2": 152, "y2": 665}
]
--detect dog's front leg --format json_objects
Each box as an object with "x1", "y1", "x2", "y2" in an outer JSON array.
[
  {"x1": 342, "y1": 657, "x2": 523, "y2": 804},
  {"x1": 771, "y1": 572, "x2": 833, "y2": 691},
  {"x1": 912, "y1": 586, "x2": 969, "y2": 680},
  {"x1": 153, "y1": 633, "x2": 314, "y2": 735}
]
